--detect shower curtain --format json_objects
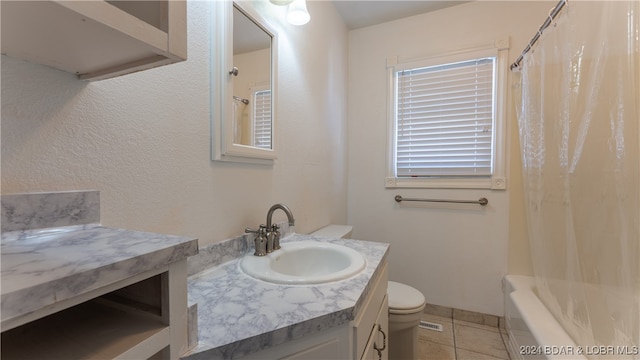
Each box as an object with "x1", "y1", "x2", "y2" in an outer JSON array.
[
  {"x1": 232, "y1": 100, "x2": 250, "y2": 145},
  {"x1": 516, "y1": 0, "x2": 639, "y2": 354}
]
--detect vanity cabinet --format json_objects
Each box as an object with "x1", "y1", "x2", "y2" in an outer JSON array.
[
  {"x1": 352, "y1": 262, "x2": 389, "y2": 360},
  {"x1": 1, "y1": 0, "x2": 187, "y2": 81},
  {"x1": 1, "y1": 260, "x2": 190, "y2": 360},
  {"x1": 240, "y1": 261, "x2": 389, "y2": 360},
  {"x1": 361, "y1": 297, "x2": 389, "y2": 360}
]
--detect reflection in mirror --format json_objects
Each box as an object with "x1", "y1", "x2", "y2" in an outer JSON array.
[{"x1": 232, "y1": 5, "x2": 272, "y2": 149}]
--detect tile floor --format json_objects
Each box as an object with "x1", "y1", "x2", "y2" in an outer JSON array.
[{"x1": 417, "y1": 313, "x2": 511, "y2": 360}]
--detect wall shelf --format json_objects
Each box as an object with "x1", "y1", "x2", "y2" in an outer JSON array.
[{"x1": 1, "y1": 0, "x2": 187, "y2": 81}]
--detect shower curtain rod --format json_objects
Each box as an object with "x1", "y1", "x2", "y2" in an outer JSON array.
[{"x1": 510, "y1": 0, "x2": 567, "y2": 71}]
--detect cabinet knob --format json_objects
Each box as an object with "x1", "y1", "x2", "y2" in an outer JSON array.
[{"x1": 229, "y1": 66, "x2": 239, "y2": 76}]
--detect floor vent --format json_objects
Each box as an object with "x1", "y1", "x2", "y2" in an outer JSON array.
[{"x1": 419, "y1": 320, "x2": 443, "y2": 332}]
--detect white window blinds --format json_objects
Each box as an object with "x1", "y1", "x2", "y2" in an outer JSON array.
[
  {"x1": 395, "y1": 57, "x2": 495, "y2": 177},
  {"x1": 253, "y1": 89, "x2": 272, "y2": 149}
]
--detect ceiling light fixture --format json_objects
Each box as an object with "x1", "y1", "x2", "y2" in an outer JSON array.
[{"x1": 286, "y1": 0, "x2": 310, "y2": 26}]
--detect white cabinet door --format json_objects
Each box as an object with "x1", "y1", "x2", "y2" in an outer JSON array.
[
  {"x1": 241, "y1": 324, "x2": 351, "y2": 360},
  {"x1": 280, "y1": 337, "x2": 347, "y2": 360},
  {"x1": 361, "y1": 296, "x2": 389, "y2": 360},
  {"x1": 353, "y1": 263, "x2": 388, "y2": 359}
]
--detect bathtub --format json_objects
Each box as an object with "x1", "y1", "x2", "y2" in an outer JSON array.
[{"x1": 503, "y1": 275, "x2": 587, "y2": 360}]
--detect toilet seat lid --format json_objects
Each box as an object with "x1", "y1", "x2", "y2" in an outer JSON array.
[{"x1": 388, "y1": 281, "x2": 426, "y2": 311}]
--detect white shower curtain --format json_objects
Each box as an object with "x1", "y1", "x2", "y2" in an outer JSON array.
[
  {"x1": 516, "y1": 0, "x2": 639, "y2": 353},
  {"x1": 233, "y1": 100, "x2": 250, "y2": 145}
]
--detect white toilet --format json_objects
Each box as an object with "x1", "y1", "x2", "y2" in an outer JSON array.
[
  {"x1": 311, "y1": 225, "x2": 427, "y2": 360},
  {"x1": 387, "y1": 280, "x2": 426, "y2": 360}
]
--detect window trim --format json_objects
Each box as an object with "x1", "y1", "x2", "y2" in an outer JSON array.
[{"x1": 385, "y1": 38, "x2": 509, "y2": 190}]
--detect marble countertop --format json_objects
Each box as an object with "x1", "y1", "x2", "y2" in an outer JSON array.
[
  {"x1": 1, "y1": 224, "x2": 198, "y2": 326},
  {"x1": 182, "y1": 233, "x2": 389, "y2": 360}
]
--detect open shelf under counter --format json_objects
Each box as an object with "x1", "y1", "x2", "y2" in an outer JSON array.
[{"x1": 1, "y1": 298, "x2": 169, "y2": 359}]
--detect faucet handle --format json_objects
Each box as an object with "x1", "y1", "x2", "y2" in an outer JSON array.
[
  {"x1": 271, "y1": 224, "x2": 281, "y2": 250},
  {"x1": 245, "y1": 226, "x2": 261, "y2": 234},
  {"x1": 246, "y1": 225, "x2": 268, "y2": 256}
]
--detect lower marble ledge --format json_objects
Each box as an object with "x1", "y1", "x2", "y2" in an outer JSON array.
[
  {"x1": 182, "y1": 233, "x2": 389, "y2": 360},
  {"x1": 1, "y1": 224, "x2": 198, "y2": 327}
]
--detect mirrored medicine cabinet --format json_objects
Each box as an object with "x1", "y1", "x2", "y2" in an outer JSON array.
[{"x1": 211, "y1": 1, "x2": 277, "y2": 164}]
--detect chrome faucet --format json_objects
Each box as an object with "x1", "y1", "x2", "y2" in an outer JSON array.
[
  {"x1": 266, "y1": 203, "x2": 295, "y2": 251},
  {"x1": 246, "y1": 203, "x2": 295, "y2": 256}
]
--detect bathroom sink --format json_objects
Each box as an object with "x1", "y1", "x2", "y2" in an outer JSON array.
[{"x1": 239, "y1": 240, "x2": 366, "y2": 285}]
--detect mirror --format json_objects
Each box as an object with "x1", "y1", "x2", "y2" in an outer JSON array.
[{"x1": 211, "y1": 1, "x2": 277, "y2": 164}]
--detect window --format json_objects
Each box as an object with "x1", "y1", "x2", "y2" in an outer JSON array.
[
  {"x1": 386, "y1": 44, "x2": 508, "y2": 189},
  {"x1": 252, "y1": 87, "x2": 271, "y2": 149}
]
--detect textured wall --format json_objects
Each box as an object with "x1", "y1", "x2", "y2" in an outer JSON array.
[{"x1": 1, "y1": 1, "x2": 349, "y2": 246}]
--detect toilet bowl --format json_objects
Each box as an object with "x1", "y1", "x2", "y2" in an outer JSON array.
[
  {"x1": 311, "y1": 225, "x2": 427, "y2": 360},
  {"x1": 388, "y1": 280, "x2": 426, "y2": 360}
]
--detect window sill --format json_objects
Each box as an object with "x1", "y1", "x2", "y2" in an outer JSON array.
[{"x1": 385, "y1": 177, "x2": 506, "y2": 190}]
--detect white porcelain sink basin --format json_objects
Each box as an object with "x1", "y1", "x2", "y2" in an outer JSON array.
[{"x1": 239, "y1": 240, "x2": 366, "y2": 285}]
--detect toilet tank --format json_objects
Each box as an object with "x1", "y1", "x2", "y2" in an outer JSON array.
[{"x1": 310, "y1": 225, "x2": 353, "y2": 239}]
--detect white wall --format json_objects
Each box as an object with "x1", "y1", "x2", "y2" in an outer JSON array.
[
  {"x1": 1, "y1": 1, "x2": 349, "y2": 247},
  {"x1": 347, "y1": 1, "x2": 551, "y2": 316}
]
